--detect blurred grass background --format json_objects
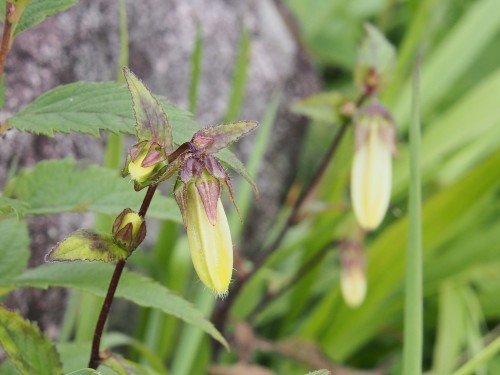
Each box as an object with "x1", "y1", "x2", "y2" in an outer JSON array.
[{"x1": 2, "y1": 0, "x2": 499, "y2": 374}]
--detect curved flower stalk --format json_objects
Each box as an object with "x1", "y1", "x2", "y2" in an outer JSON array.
[
  {"x1": 339, "y1": 240, "x2": 366, "y2": 308},
  {"x1": 351, "y1": 101, "x2": 396, "y2": 230}
]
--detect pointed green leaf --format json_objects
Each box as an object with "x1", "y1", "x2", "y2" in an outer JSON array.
[
  {"x1": 0, "y1": 0, "x2": 79, "y2": 36},
  {"x1": 216, "y1": 148, "x2": 259, "y2": 197},
  {"x1": 192, "y1": 121, "x2": 258, "y2": 154},
  {"x1": 47, "y1": 230, "x2": 129, "y2": 263},
  {"x1": 0, "y1": 306, "x2": 62, "y2": 375},
  {"x1": 4, "y1": 159, "x2": 181, "y2": 223},
  {"x1": 6, "y1": 82, "x2": 197, "y2": 140},
  {"x1": 291, "y1": 91, "x2": 346, "y2": 124},
  {"x1": 0, "y1": 218, "x2": 29, "y2": 286},
  {"x1": 123, "y1": 67, "x2": 173, "y2": 152},
  {"x1": 354, "y1": 23, "x2": 396, "y2": 90},
  {"x1": 11, "y1": 263, "x2": 229, "y2": 349},
  {"x1": 224, "y1": 27, "x2": 251, "y2": 122}
]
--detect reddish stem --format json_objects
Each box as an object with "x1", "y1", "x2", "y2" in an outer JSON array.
[
  {"x1": 88, "y1": 184, "x2": 158, "y2": 369},
  {"x1": 88, "y1": 259, "x2": 126, "y2": 369},
  {"x1": 0, "y1": 3, "x2": 13, "y2": 77}
]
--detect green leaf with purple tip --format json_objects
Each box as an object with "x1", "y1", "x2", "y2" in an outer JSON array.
[
  {"x1": 47, "y1": 230, "x2": 129, "y2": 263},
  {"x1": 354, "y1": 23, "x2": 396, "y2": 90},
  {"x1": 123, "y1": 67, "x2": 174, "y2": 152},
  {"x1": 192, "y1": 121, "x2": 258, "y2": 154}
]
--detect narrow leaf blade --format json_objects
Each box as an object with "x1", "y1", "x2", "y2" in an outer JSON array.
[{"x1": 216, "y1": 148, "x2": 259, "y2": 197}]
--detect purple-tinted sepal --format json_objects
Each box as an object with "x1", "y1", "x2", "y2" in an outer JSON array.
[
  {"x1": 195, "y1": 173, "x2": 221, "y2": 225},
  {"x1": 355, "y1": 100, "x2": 397, "y2": 154},
  {"x1": 174, "y1": 178, "x2": 189, "y2": 227},
  {"x1": 112, "y1": 208, "x2": 147, "y2": 251}
]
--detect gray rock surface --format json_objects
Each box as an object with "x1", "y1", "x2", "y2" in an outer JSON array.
[{"x1": 0, "y1": 0, "x2": 319, "y2": 333}]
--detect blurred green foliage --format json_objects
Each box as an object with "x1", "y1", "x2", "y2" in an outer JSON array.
[{"x1": 1, "y1": 0, "x2": 500, "y2": 374}]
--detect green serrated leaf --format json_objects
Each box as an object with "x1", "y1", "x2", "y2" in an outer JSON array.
[
  {"x1": 47, "y1": 230, "x2": 129, "y2": 263},
  {"x1": 12, "y1": 263, "x2": 229, "y2": 349},
  {"x1": 0, "y1": 196, "x2": 29, "y2": 219},
  {"x1": 216, "y1": 148, "x2": 258, "y2": 197},
  {"x1": 0, "y1": 306, "x2": 62, "y2": 375},
  {"x1": 4, "y1": 159, "x2": 181, "y2": 223},
  {"x1": 354, "y1": 22, "x2": 396, "y2": 90},
  {"x1": 6, "y1": 82, "x2": 198, "y2": 140},
  {"x1": 291, "y1": 91, "x2": 346, "y2": 124},
  {"x1": 0, "y1": 218, "x2": 29, "y2": 286},
  {"x1": 0, "y1": 0, "x2": 79, "y2": 36},
  {"x1": 123, "y1": 67, "x2": 173, "y2": 152}
]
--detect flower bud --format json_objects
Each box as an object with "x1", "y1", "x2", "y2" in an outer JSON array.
[
  {"x1": 112, "y1": 208, "x2": 146, "y2": 251},
  {"x1": 351, "y1": 102, "x2": 396, "y2": 230},
  {"x1": 179, "y1": 180, "x2": 233, "y2": 297},
  {"x1": 339, "y1": 241, "x2": 366, "y2": 308},
  {"x1": 123, "y1": 140, "x2": 168, "y2": 190},
  {"x1": 128, "y1": 151, "x2": 155, "y2": 183}
]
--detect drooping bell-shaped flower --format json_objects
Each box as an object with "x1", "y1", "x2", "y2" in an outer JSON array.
[
  {"x1": 171, "y1": 121, "x2": 258, "y2": 296},
  {"x1": 351, "y1": 101, "x2": 396, "y2": 230},
  {"x1": 339, "y1": 240, "x2": 366, "y2": 308},
  {"x1": 174, "y1": 156, "x2": 237, "y2": 296},
  {"x1": 179, "y1": 172, "x2": 233, "y2": 296}
]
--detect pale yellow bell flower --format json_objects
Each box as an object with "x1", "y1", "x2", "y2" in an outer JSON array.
[
  {"x1": 340, "y1": 265, "x2": 367, "y2": 308},
  {"x1": 351, "y1": 102, "x2": 395, "y2": 230},
  {"x1": 339, "y1": 241, "x2": 366, "y2": 308},
  {"x1": 185, "y1": 183, "x2": 233, "y2": 297}
]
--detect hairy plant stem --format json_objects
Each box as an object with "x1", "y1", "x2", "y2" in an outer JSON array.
[
  {"x1": 213, "y1": 93, "x2": 368, "y2": 342},
  {"x1": 88, "y1": 184, "x2": 158, "y2": 369},
  {"x1": 0, "y1": 3, "x2": 13, "y2": 77}
]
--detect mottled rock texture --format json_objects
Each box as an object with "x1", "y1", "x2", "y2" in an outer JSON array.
[{"x1": 0, "y1": 0, "x2": 319, "y2": 333}]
